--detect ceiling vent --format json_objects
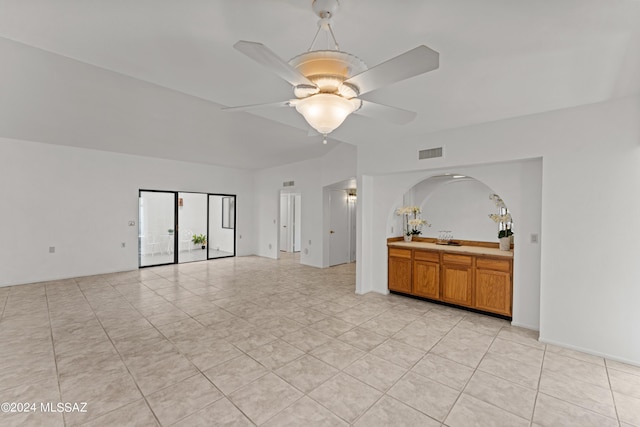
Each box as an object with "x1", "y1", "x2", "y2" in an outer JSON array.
[
  {"x1": 418, "y1": 147, "x2": 443, "y2": 160},
  {"x1": 283, "y1": 181, "x2": 295, "y2": 187}
]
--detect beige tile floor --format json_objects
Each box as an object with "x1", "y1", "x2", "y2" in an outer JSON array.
[{"x1": 1, "y1": 254, "x2": 639, "y2": 426}]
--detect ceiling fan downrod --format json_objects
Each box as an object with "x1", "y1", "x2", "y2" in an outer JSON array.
[{"x1": 308, "y1": 0, "x2": 340, "y2": 51}]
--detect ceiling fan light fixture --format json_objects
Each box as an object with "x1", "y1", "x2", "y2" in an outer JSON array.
[
  {"x1": 294, "y1": 94, "x2": 360, "y2": 135},
  {"x1": 227, "y1": 0, "x2": 438, "y2": 142}
]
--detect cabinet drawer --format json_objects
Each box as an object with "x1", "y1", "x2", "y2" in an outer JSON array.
[
  {"x1": 477, "y1": 257, "x2": 511, "y2": 272},
  {"x1": 442, "y1": 253, "x2": 472, "y2": 266},
  {"x1": 414, "y1": 250, "x2": 439, "y2": 262},
  {"x1": 389, "y1": 248, "x2": 412, "y2": 259}
]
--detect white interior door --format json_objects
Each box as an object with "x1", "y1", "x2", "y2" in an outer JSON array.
[
  {"x1": 329, "y1": 190, "x2": 350, "y2": 266},
  {"x1": 293, "y1": 194, "x2": 301, "y2": 252},
  {"x1": 279, "y1": 195, "x2": 290, "y2": 252}
]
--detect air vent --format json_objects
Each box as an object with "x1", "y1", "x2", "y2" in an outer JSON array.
[
  {"x1": 283, "y1": 181, "x2": 295, "y2": 187},
  {"x1": 418, "y1": 147, "x2": 443, "y2": 160}
]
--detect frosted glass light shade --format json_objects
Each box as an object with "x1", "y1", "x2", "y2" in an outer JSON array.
[{"x1": 294, "y1": 94, "x2": 360, "y2": 135}]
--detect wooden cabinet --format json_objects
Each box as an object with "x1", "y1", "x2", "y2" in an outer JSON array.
[
  {"x1": 413, "y1": 250, "x2": 439, "y2": 298},
  {"x1": 388, "y1": 248, "x2": 412, "y2": 293},
  {"x1": 441, "y1": 265, "x2": 473, "y2": 307},
  {"x1": 388, "y1": 244, "x2": 513, "y2": 318},
  {"x1": 475, "y1": 257, "x2": 512, "y2": 316},
  {"x1": 441, "y1": 253, "x2": 473, "y2": 306},
  {"x1": 413, "y1": 259, "x2": 439, "y2": 300}
]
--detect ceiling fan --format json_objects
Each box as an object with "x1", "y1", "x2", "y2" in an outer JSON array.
[{"x1": 224, "y1": 0, "x2": 439, "y2": 143}]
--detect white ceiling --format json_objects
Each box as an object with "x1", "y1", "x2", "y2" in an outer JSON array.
[{"x1": 1, "y1": 0, "x2": 639, "y2": 169}]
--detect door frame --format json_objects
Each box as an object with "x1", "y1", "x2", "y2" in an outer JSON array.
[{"x1": 138, "y1": 189, "x2": 237, "y2": 268}]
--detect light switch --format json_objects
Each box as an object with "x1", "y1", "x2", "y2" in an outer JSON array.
[
  {"x1": 530, "y1": 234, "x2": 539, "y2": 243},
  {"x1": 49, "y1": 246, "x2": 55, "y2": 253}
]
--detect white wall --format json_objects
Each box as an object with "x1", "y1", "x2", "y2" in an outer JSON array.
[
  {"x1": 0, "y1": 138, "x2": 255, "y2": 286},
  {"x1": 254, "y1": 143, "x2": 357, "y2": 268},
  {"x1": 357, "y1": 95, "x2": 640, "y2": 365}
]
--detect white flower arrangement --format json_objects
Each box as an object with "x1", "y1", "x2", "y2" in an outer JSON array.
[
  {"x1": 488, "y1": 194, "x2": 513, "y2": 239},
  {"x1": 395, "y1": 206, "x2": 421, "y2": 216},
  {"x1": 489, "y1": 194, "x2": 506, "y2": 209},
  {"x1": 396, "y1": 206, "x2": 430, "y2": 236},
  {"x1": 488, "y1": 213, "x2": 512, "y2": 223}
]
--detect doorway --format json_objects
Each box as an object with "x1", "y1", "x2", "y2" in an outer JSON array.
[
  {"x1": 177, "y1": 192, "x2": 208, "y2": 263},
  {"x1": 209, "y1": 195, "x2": 236, "y2": 258},
  {"x1": 326, "y1": 181, "x2": 357, "y2": 267},
  {"x1": 139, "y1": 190, "x2": 176, "y2": 267},
  {"x1": 138, "y1": 190, "x2": 236, "y2": 267},
  {"x1": 280, "y1": 192, "x2": 301, "y2": 253}
]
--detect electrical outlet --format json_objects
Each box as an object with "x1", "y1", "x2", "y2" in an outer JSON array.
[
  {"x1": 308, "y1": 240, "x2": 312, "y2": 245},
  {"x1": 391, "y1": 226, "x2": 394, "y2": 233},
  {"x1": 49, "y1": 246, "x2": 55, "y2": 253},
  {"x1": 304, "y1": 248, "x2": 309, "y2": 255},
  {"x1": 268, "y1": 243, "x2": 272, "y2": 249},
  {"x1": 128, "y1": 221, "x2": 136, "y2": 226},
  {"x1": 121, "y1": 242, "x2": 126, "y2": 248},
  {"x1": 239, "y1": 235, "x2": 242, "y2": 239}
]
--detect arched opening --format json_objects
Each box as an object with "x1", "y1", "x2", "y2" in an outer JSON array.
[
  {"x1": 386, "y1": 173, "x2": 518, "y2": 320},
  {"x1": 396, "y1": 174, "x2": 514, "y2": 245}
]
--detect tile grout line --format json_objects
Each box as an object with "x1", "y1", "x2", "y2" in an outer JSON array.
[
  {"x1": 75, "y1": 278, "x2": 164, "y2": 426},
  {"x1": 439, "y1": 321, "x2": 503, "y2": 425},
  {"x1": 603, "y1": 359, "x2": 622, "y2": 427},
  {"x1": 540, "y1": 349, "x2": 622, "y2": 423},
  {"x1": 130, "y1": 274, "x2": 285, "y2": 426},
  {"x1": 43, "y1": 282, "x2": 66, "y2": 427},
  {"x1": 124, "y1": 273, "x2": 251, "y2": 422},
  {"x1": 9, "y1": 259, "x2": 634, "y2": 426},
  {"x1": 350, "y1": 306, "x2": 468, "y2": 425},
  {"x1": 0, "y1": 291, "x2": 9, "y2": 322},
  {"x1": 529, "y1": 335, "x2": 548, "y2": 427}
]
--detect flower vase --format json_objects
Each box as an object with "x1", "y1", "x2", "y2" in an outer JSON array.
[
  {"x1": 404, "y1": 235, "x2": 412, "y2": 242},
  {"x1": 499, "y1": 237, "x2": 511, "y2": 251}
]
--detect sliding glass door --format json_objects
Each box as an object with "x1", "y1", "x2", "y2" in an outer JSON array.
[
  {"x1": 139, "y1": 191, "x2": 176, "y2": 267},
  {"x1": 177, "y1": 192, "x2": 208, "y2": 263},
  {"x1": 208, "y1": 195, "x2": 236, "y2": 259},
  {"x1": 139, "y1": 190, "x2": 236, "y2": 267}
]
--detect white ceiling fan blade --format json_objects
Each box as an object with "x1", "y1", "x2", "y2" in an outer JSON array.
[
  {"x1": 344, "y1": 45, "x2": 439, "y2": 96},
  {"x1": 234, "y1": 41, "x2": 316, "y2": 87},
  {"x1": 222, "y1": 100, "x2": 292, "y2": 112},
  {"x1": 354, "y1": 100, "x2": 417, "y2": 124}
]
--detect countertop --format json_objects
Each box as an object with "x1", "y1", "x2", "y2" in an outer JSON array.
[{"x1": 388, "y1": 241, "x2": 513, "y2": 258}]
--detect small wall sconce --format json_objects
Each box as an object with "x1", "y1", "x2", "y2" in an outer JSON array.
[{"x1": 347, "y1": 188, "x2": 357, "y2": 203}]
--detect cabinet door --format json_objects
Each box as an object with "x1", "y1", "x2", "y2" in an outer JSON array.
[
  {"x1": 413, "y1": 260, "x2": 439, "y2": 299},
  {"x1": 475, "y1": 269, "x2": 512, "y2": 316},
  {"x1": 441, "y1": 264, "x2": 473, "y2": 306},
  {"x1": 389, "y1": 256, "x2": 412, "y2": 293}
]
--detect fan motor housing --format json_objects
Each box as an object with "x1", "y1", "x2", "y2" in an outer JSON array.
[{"x1": 289, "y1": 50, "x2": 366, "y2": 97}]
